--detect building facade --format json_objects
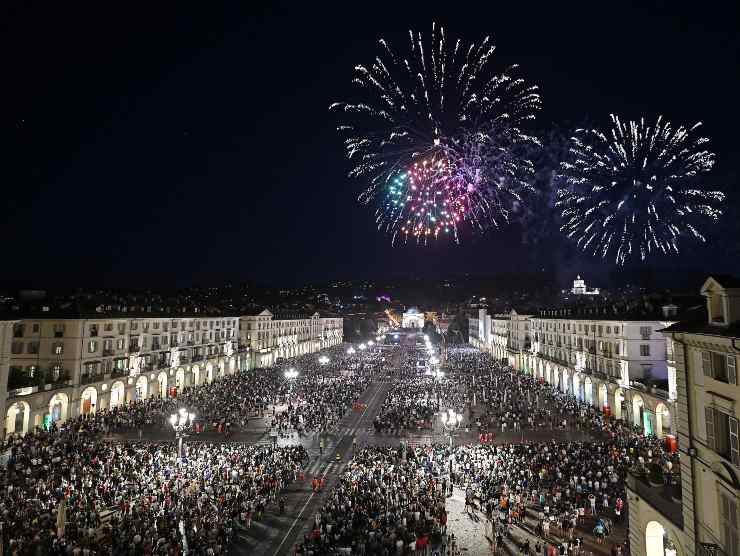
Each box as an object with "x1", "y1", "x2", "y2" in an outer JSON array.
[
  {"x1": 4, "y1": 311, "x2": 342, "y2": 436},
  {"x1": 0, "y1": 320, "x2": 16, "y2": 438},
  {"x1": 642, "y1": 275, "x2": 740, "y2": 556},
  {"x1": 470, "y1": 307, "x2": 678, "y2": 438},
  {"x1": 401, "y1": 307, "x2": 426, "y2": 329},
  {"x1": 238, "y1": 310, "x2": 343, "y2": 369}
]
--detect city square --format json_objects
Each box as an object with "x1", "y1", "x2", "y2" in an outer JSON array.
[{"x1": 1, "y1": 2, "x2": 739, "y2": 555}]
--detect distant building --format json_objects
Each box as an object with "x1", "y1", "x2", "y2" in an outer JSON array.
[
  {"x1": 402, "y1": 307, "x2": 425, "y2": 329},
  {"x1": 570, "y1": 275, "x2": 600, "y2": 296},
  {"x1": 3, "y1": 310, "x2": 342, "y2": 437}
]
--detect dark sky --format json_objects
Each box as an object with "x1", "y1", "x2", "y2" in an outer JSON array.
[{"x1": 2, "y1": 1, "x2": 739, "y2": 289}]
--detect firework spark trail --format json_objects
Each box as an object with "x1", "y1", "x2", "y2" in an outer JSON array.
[
  {"x1": 556, "y1": 114, "x2": 725, "y2": 265},
  {"x1": 330, "y1": 23, "x2": 541, "y2": 243}
]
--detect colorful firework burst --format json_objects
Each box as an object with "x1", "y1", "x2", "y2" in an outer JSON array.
[
  {"x1": 556, "y1": 115, "x2": 725, "y2": 264},
  {"x1": 330, "y1": 23, "x2": 540, "y2": 240},
  {"x1": 379, "y1": 155, "x2": 469, "y2": 244},
  {"x1": 445, "y1": 129, "x2": 538, "y2": 231}
]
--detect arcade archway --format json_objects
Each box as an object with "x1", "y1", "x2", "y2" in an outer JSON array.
[
  {"x1": 5, "y1": 401, "x2": 30, "y2": 435},
  {"x1": 80, "y1": 387, "x2": 98, "y2": 415},
  {"x1": 110, "y1": 381, "x2": 126, "y2": 409}
]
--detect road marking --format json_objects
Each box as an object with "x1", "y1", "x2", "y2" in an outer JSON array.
[{"x1": 271, "y1": 381, "x2": 385, "y2": 556}]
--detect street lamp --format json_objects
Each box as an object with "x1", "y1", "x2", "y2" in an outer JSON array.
[
  {"x1": 359, "y1": 343, "x2": 367, "y2": 351},
  {"x1": 347, "y1": 347, "x2": 356, "y2": 355},
  {"x1": 169, "y1": 408, "x2": 195, "y2": 458},
  {"x1": 440, "y1": 409, "x2": 463, "y2": 448},
  {"x1": 284, "y1": 368, "x2": 299, "y2": 380},
  {"x1": 368, "y1": 340, "x2": 374, "y2": 346},
  {"x1": 318, "y1": 356, "x2": 330, "y2": 365}
]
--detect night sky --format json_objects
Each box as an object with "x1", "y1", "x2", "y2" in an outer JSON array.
[{"x1": 2, "y1": 1, "x2": 739, "y2": 289}]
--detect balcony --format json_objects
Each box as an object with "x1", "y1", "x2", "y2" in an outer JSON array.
[
  {"x1": 110, "y1": 369, "x2": 128, "y2": 378},
  {"x1": 128, "y1": 345, "x2": 141, "y2": 353},
  {"x1": 698, "y1": 544, "x2": 729, "y2": 556},
  {"x1": 626, "y1": 472, "x2": 683, "y2": 528},
  {"x1": 192, "y1": 354, "x2": 203, "y2": 362},
  {"x1": 103, "y1": 348, "x2": 115, "y2": 356}
]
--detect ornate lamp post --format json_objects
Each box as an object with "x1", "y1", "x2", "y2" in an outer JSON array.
[
  {"x1": 169, "y1": 408, "x2": 195, "y2": 458},
  {"x1": 440, "y1": 408, "x2": 463, "y2": 449}
]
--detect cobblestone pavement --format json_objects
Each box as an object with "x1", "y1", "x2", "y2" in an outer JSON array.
[{"x1": 443, "y1": 483, "x2": 629, "y2": 556}]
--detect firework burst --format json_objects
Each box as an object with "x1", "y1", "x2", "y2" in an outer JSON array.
[
  {"x1": 556, "y1": 115, "x2": 725, "y2": 264},
  {"x1": 330, "y1": 23, "x2": 541, "y2": 240},
  {"x1": 379, "y1": 155, "x2": 467, "y2": 245}
]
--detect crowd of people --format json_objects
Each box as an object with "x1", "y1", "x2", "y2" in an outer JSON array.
[
  {"x1": 0, "y1": 344, "x2": 372, "y2": 555},
  {"x1": 1, "y1": 334, "x2": 681, "y2": 555},
  {"x1": 295, "y1": 445, "x2": 453, "y2": 555},
  {"x1": 1, "y1": 424, "x2": 308, "y2": 554},
  {"x1": 373, "y1": 348, "x2": 466, "y2": 436}
]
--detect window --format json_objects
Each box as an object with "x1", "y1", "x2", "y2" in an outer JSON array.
[
  {"x1": 104, "y1": 323, "x2": 113, "y2": 332},
  {"x1": 640, "y1": 344, "x2": 651, "y2": 357},
  {"x1": 143, "y1": 322, "x2": 149, "y2": 332},
  {"x1": 27, "y1": 365, "x2": 37, "y2": 378},
  {"x1": 615, "y1": 343, "x2": 620, "y2": 356},
  {"x1": 606, "y1": 326, "x2": 611, "y2": 334},
  {"x1": 13, "y1": 323, "x2": 24, "y2": 338},
  {"x1": 54, "y1": 324, "x2": 65, "y2": 338},
  {"x1": 640, "y1": 326, "x2": 651, "y2": 340},
  {"x1": 702, "y1": 351, "x2": 738, "y2": 385},
  {"x1": 32, "y1": 323, "x2": 40, "y2": 333},
  {"x1": 164, "y1": 322, "x2": 169, "y2": 332},
  {"x1": 117, "y1": 338, "x2": 125, "y2": 350},
  {"x1": 153, "y1": 322, "x2": 160, "y2": 330},
  {"x1": 27, "y1": 341, "x2": 39, "y2": 354},
  {"x1": 11, "y1": 341, "x2": 23, "y2": 354},
  {"x1": 53, "y1": 342, "x2": 64, "y2": 355},
  {"x1": 103, "y1": 339, "x2": 113, "y2": 353},
  {"x1": 706, "y1": 407, "x2": 740, "y2": 466},
  {"x1": 103, "y1": 359, "x2": 113, "y2": 373},
  {"x1": 88, "y1": 340, "x2": 98, "y2": 353},
  {"x1": 720, "y1": 490, "x2": 739, "y2": 556},
  {"x1": 131, "y1": 322, "x2": 138, "y2": 331},
  {"x1": 51, "y1": 365, "x2": 62, "y2": 381},
  {"x1": 89, "y1": 324, "x2": 98, "y2": 337},
  {"x1": 118, "y1": 323, "x2": 126, "y2": 335},
  {"x1": 83, "y1": 362, "x2": 100, "y2": 376}
]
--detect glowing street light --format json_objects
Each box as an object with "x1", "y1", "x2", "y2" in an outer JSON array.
[
  {"x1": 359, "y1": 343, "x2": 367, "y2": 351},
  {"x1": 347, "y1": 347, "x2": 356, "y2": 355},
  {"x1": 318, "y1": 356, "x2": 330, "y2": 365},
  {"x1": 169, "y1": 408, "x2": 195, "y2": 458},
  {"x1": 440, "y1": 408, "x2": 463, "y2": 448},
  {"x1": 284, "y1": 368, "x2": 299, "y2": 380},
  {"x1": 368, "y1": 340, "x2": 374, "y2": 346}
]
